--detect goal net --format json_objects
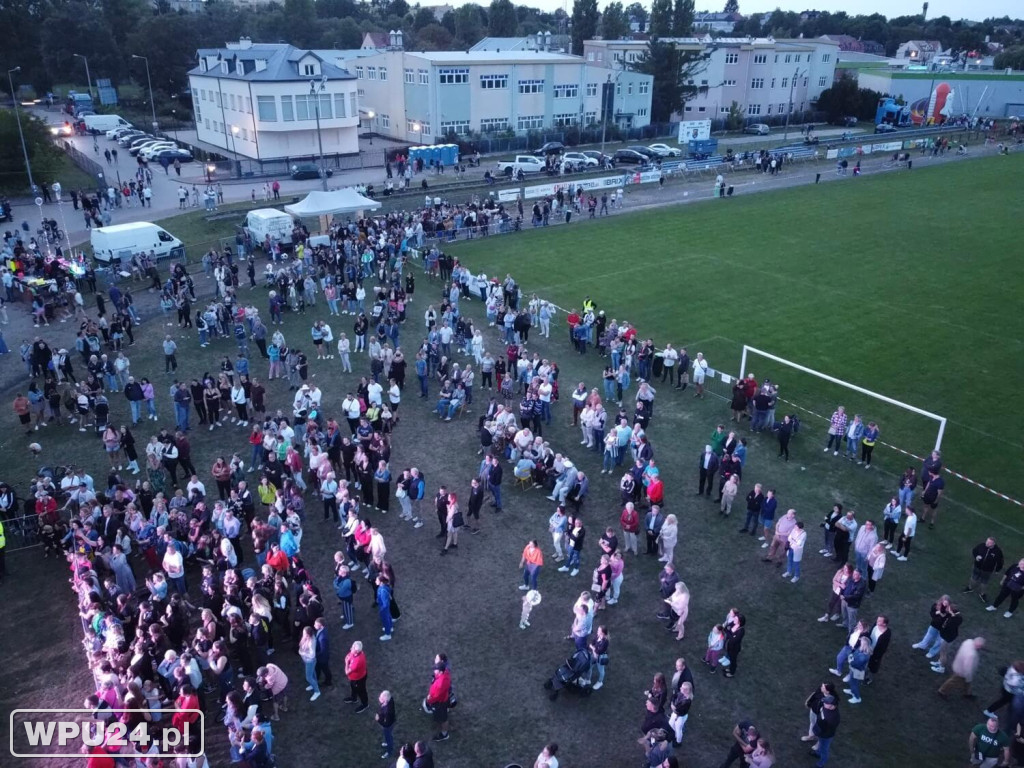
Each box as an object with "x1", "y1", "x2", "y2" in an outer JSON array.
[{"x1": 736, "y1": 345, "x2": 947, "y2": 458}]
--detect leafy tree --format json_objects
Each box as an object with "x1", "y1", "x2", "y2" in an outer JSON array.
[
  {"x1": 316, "y1": 0, "x2": 359, "y2": 18},
  {"x1": 649, "y1": 0, "x2": 672, "y2": 37},
  {"x1": 725, "y1": 100, "x2": 743, "y2": 130},
  {"x1": 995, "y1": 46, "x2": 1024, "y2": 69},
  {"x1": 0, "y1": 111, "x2": 69, "y2": 194},
  {"x1": 452, "y1": 4, "x2": 485, "y2": 47},
  {"x1": 282, "y1": 0, "x2": 317, "y2": 47},
  {"x1": 672, "y1": 0, "x2": 694, "y2": 35},
  {"x1": 633, "y1": 37, "x2": 709, "y2": 122},
  {"x1": 125, "y1": 14, "x2": 198, "y2": 95},
  {"x1": 315, "y1": 17, "x2": 365, "y2": 50},
  {"x1": 387, "y1": 0, "x2": 409, "y2": 18},
  {"x1": 600, "y1": 2, "x2": 630, "y2": 40},
  {"x1": 101, "y1": 0, "x2": 148, "y2": 50},
  {"x1": 625, "y1": 1, "x2": 647, "y2": 32},
  {"x1": 488, "y1": 0, "x2": 518, "y2": 36},
  {"x1": 724, "y1": 0, "x2": 738, "y2": 12},
  {"x1": 41, "y1": 4, "x2": 123, "y2": 86},
  {"x1": 570, "y1": 0, "x2": 599, "y2": 56},
  {"x1": 815, "y1": 75, "x2": 880, "y2": 122},
  {"x1": 417, "y1": 22, "x2": 455, "y2": 51},
  {"x1": 413, "y1": 7, "x2": 437, "y2": 31}
]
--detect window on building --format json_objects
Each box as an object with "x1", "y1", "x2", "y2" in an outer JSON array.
[
  {"x1": 781, "y1": 77, "x2": 788, "y2": 88},
  {"x1": 822, "y1": 53, "x2": 831, "y2": 63},
  {"x1": 439, "y1": 119, "x2": 471, "y2": 134},
  {"x1": 318, "y1": 93, "x2": 332, "y2": 119},
  {"x1": 216, "y1": 91, "x2": 222, "y2": 107},
  {"x1": 684, "y1": 106, "x2": 693, "y2": 112},
  {"x1": 627, "y1": 51, "x2": 638, "y2": 62},
  {"x1": 517, "y1": 114, "x2": 544, "y2": 130},
  {"x1": 367, "y1": 66, "x2": 377, "y2": 80},
  {"x1": 246, "y1": 97, "x2": 252, "y2": 114},
  {"x1": 818, "y1": 76, "x2": 828, "y2": 87},
  {"x1": 724, "y1": 79, "x2": 737, "y2": 86},
  {"x1": 753, "y1": 54, "x2": 767, "y2": 64},
  {"x1": 751, "y1": 78, "x2": 764, "y2": 89},
  {"x1": 303, "y1": 63, "x2": 315, "y2": 76},
  {"x1": 637, "y1": 107, "x2": 648, "y2": 116},
  {"x1": 794, "y1": 54, "x2": 801, "y2": 62},
  {"x1": 518, "y1": 79, "x2": 544, "y2": 94},
  {"x1": 281, "y1": 95, "x2": 294, "y2": 121},
  {"x1": 700, "y1": 79, "x2": 708, "y2": 86},
  {"x1": 204, "y1": 118, "x2": 210, "y2": 130},
  {"x1": 583, "y1": 111, "x2": 597, "y2": 124},
  {"x1": 553, "y1": 113, "x2": 578, "y2": 127},
  {"x1": 586, "y1": 52, "x2": 594, "y2": 61},
  {"x1": 803, "y1": 77, "x2": 808, "y2": 87},
  {"x1": 195, "y1": 103, "x2": 201, "y2": 121},
  {"x1": 720, "y1": 106, "x2": 730, "y2": 113},
  {"x1": 356, "y1": 66, "x2": 364, "y2": 79},
  {"x1": 639, "y1": 81, "x2": 649, "y2": 95},
  {"x1": 420, "y1": 121, "x2": 431, "y2": 134},
  {"x1": 334, "y1": 93, "x2": 347, "y2": 118},
  {"x1": 747, "y1": 104, "x2": 762, "y2": 115},
  {"x1": 770, "y1": 78, "x2": 775, "y2": 88},
  {"x1": 404, "y1": 68, "x2": 414, "y2": 84},
  {"x1": 480, "y1": 74, "x2": 509, "y2": 89},
  {"x1": 256, "y1": 95, "x2": 276, "y2": 122},
  {"x1": 553, "y1": 83, "x2": 579, "y2": 98},
  {"x1": 586, "y1": 82, "x2": 598, "y2": 97},
  {"x1": 479, "y1": 117, "x2": 509, "y2": 132},
  {"x1": 627, "y1": 82, "x2": 633, "y2": 95},
  {"x1": 294, "y1": 94, "x2": 312, "y2": 121},
  {"x1": 407, "y1": 119, "x2": 418, "y2": 132},
  {"x1": 418, "y1": 69, "x2": 429, "y2": 85},
  {"x1": 229, "y1": 94, "x2": 236, "y2": 110},
  {"x1": 439, "y1": 67, "x2": 469, "y2": 84},
  {"x1": 784, "y1": 54, "x2": 791, "y2": 63},
  {"x1": 380, "y1": 67, "x2": 387, "y2": 81},
  {"x1": 767, "y1": 104, "x2": 773, "y2": 114},
  {"x1": 779, "y1": 102, "x2": 787, "y2": 112},
  {"x1": 379, "y1": 113, "x2": 390, "y2": 128},
  {"x1": 725, "y1": 52, "x2": 739, "y2": 64},
  {"x1": 616, "y1": 82, "x2": 621, "y2": 96},
  {"x1": 350, "y1": 92, "x2": 357, "y2": 118},
  {"x1": 242, "y1": 127, "x2": 248, "y2": 140},
  {"x1": 697, "y1": 106, "x2": 706, "y2": 112}
]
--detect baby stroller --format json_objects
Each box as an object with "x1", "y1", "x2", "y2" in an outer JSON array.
[{"x1": 543, "y1": 648, "x2": 592, "y2": 700}]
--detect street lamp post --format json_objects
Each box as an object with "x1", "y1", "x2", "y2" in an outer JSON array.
[
  {"x1": 72, "y1": 53, "x2": 94, "y2": 101},
  {"x1": 131, "y1": 54, "x2": 158, "y2": 133},
  {"x1": 412, "y1": 121, "x2": 422, "y2": 146},
  {"x1": 599, "y1": 71, "x2": 624, "y2": 159},
  {"x1": 782, "y1": 68, "x2": 806, "y2": 142},
  {"x1": 309, "y1": 76, "x2": 329, "y2": 191},
  {"x1": 7, "y1": 67, "x2": 36, "y2": 193},
  {"x1": 230, "y1": 125, "x2": 240, "y2": 178},
  {"x1": 170, "y1": 109, "x2": 179, "y2": 142}
]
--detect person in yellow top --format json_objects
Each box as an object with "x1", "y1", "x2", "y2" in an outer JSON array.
[
  {"x1": 520, "y1": 539, "x2": 544, "y2": 591},
  {"x1": 582, "y1": 297, "x2": 595, "y2": 315},
  {"x1": 860, "y1": 422, "x2": 880, "y2": 469},
  {"x1": 0, "y1": 517, "x2": 6, "y2": 582}
]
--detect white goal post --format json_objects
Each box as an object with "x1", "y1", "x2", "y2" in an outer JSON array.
[{"x1": 739, "y1": 345, "x2": 947, "y2": 453}]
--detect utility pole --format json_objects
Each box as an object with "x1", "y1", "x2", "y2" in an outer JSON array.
[
  {"x1": 73, "y1": 53, "x2": 94, "y2": 100},
  {"x1": 782, "y1": 68, "x2": 804, "y2": 142},
  {"x1": 310, "y1": 76, "x2": 329, "y2": 191},
  {"x1": 132, "y1": 54, "x2": 158, "y2": 133},
  {"x1": 7, "y1": 67, "x2": 36, "y2": 193}
]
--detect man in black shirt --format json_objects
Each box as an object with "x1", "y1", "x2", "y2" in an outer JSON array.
[
  {"x1": 810, "y1": 696, "x2": 840, "y2": 767},
  {"x1": 965, "y1": 537, "x2": 1004, "y2": 602},
  {"x1": 718, "y1": 720, "x2": 759, "y2": 768}
]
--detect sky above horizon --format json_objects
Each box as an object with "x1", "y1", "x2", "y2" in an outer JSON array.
[{"x1": 503, "y1": 0, "x2": 1018, "y2": 21}]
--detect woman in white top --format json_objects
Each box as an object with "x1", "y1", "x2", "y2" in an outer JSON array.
[
  {"x1": 784, "y1": 521, "x2": 807, "y2": 583},
  {"x1": 895, "y1": 508, "x2": 917, "y2": 562},
  {"x1": 667, "y1": 581, "x2": 690, "y2": 640},
  {"x1": 230, "y1": 383, "x2": 249, "y2": 426},
  {"x1": 692, "y1": 353, "x2": 709, "y2": 398},
  {"x1": 579, "y1": 404, "x2": 595, "y2": 448},
  {"x1": 867, "y1": 541, "x2": 887, "y2": 593},
  {"x1": 471, "y1": 330, "x2": 484, "y2": 364},
  {"x1": 534, "y1": 743, "x2": 559, "y2": 768},
  {"x1": 658, "y1": 514, "x2": 679, "y2": 565}
]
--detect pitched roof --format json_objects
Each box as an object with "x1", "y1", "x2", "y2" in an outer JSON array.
[
  {"x1": 363, "y1": 32, "x2": 390, "y2": 49},
  {"x1": 190, "y1": 45, "x2": 355, "y2": 81}
]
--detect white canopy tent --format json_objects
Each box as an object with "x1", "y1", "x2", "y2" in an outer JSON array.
[{"x1": 284, "y1": 188, "x2": 382, "y2": 218}]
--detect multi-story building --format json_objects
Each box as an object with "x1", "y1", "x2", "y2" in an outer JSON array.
[
  {"x1": 583, "y1": 36, "x2": 839, "y2": 121},
  {"x1": 350, "y1": 50, "x2": 654, "y2": 143},
  {"x1": 895, "y1": 40, "x2": 946, "y2": 64},
  {"x1": 693, "y1": 11, "x2": 743, "y2": 34},
  {"x1": 187, "y1": 39, "x2": 361, "y2": 161}
]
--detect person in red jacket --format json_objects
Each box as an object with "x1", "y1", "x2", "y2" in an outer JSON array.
[
  {"x1": 424, "y1": 659, "x2": 452, "y2": 742},
  {"x1": 620, "y1": 502, "x2": 640, "y2": 556},
  {"x1": 36, "y1": 492, "x2": 58, "y2": 526},
  {"x1": 344, "y1": 641, "x2": 369, "y2": 712},
  {"x1": 646, "y1": 476, "x2": 664, "y2": 508},
  {"x1": 172, "y1": 684, "x2": 201, "y2": 742}
]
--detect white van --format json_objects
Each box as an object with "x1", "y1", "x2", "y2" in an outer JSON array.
[
  {"x1": 83, "y1": 115, "x2": 132, "y2": 135},
  {"x1": 242, "y1": 208, "x2": 296, "y2": 249},
  {"x1": 90, "y1": 222, "x2": 185, "y2": 264}
]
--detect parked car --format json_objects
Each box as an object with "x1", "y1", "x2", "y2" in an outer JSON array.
[
  {"x1": 628, "y1": 145, "x2": 657, "y2": 159},
  {"x1": 154, "y1": 148, "x2": 194, "y2": 163},
  {"x1": 129, "y1": 139, "x2": 167, "y2": 156},
  {"x1": 744, "y1": 123, "x2": 770, "y2": 135},
  {"x1": 496, "y1": 155, "x2": 545, "y2": 176},
  {"x1": 140, "y1": 143, "x2": 179, "y2": 160},
  {"x1": 581, "y1": 150, "x2": 610, "y2": 165},
  {"x1": 117, "y1": 131, "x2": 147, "y2": 146},
  {"x1": 533, "y1": 141, "x2": 566, "y2": 156},
  {"x1": 874, "y1": 123, "x2": 897, "y2": 133},
  {"x1": 647, "y1": 143, "x2": 681, "y2": 157},
  {"x1": 560, "y1": 151, "x2": 598, "y2": 171},
  {"x1": 290, "y1": 163, "x2": 333, "y2": 180},
  {"x1": 106, "y1": 125, "x2": 136, "y2": 140},
  {"x1": 612, "y1": 149, "x2": 649, "y2": 165}
]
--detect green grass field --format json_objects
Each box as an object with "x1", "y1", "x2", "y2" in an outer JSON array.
[{"x1": 2, "y1": 153, "x2": 1023, "y2": 768}]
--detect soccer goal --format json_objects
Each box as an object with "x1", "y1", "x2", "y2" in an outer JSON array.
[{"x1": 739, "y1": 345, "x2": 947, "y2": 453}]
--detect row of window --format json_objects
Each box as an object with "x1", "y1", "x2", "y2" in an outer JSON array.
[
  {"x1": 750, "y1": 76, "x2": 822, "y2": 89},
  {"x1": 403, "y1": 68, "x2": 431, "y2": 85},
  {"x1": 195, "y1": 87, "x2": 253, "y2": 115},
  {"x1": 726, "y1": 51, "x2": 828, "y2": 65},
  {"x1": 256, "y1": 93, "x2": 357, "y2": 123},
  {"x1": 355, "y1": 66, "x2": 389, "y2": 81},
  {"x1": 407, "y1": 119, "x2": 432, "y2": 134},
  {"x1": 683, "y1": 103, "x2": 803, "y2": 115}
]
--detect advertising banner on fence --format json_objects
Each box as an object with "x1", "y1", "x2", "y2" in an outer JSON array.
[
  {"x1": 677, "y1": 119, "x2": 712, "y2": 143},
  {"x1": 624, "y1": 169, "x2": 664, "y2": 185},
  {"x1": 871, "y1": 141, "x2": 902, "y2": 153},
  {"x1": 826, "y1": 148, "x2": 839, "y2": 159},
  {"x1": 521, "y1": 175, "x2": 623, "y2": 200},
  {"x1": 497, "y1": 188, "x2": 521, "y2": 202}
]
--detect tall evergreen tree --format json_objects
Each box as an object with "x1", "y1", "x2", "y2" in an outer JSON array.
[
  {"x1": 570, "y1": 0, "x2": 600, "y2": 56},
  {"x1": 649, "y1": 0, "x2": 673, "y2": 37},
  {"x1": 634, "y1": 37, "x2": 709, "y2": 122},
  {"x1": 600, "y1": 2, "x2": 630, "y2": 40},
  {"x1": 488, "y1": 0, "x2": 518, "y2": 37},
  {"x1": 672, "y1": 0, "x2": 694, "y2": 35}
]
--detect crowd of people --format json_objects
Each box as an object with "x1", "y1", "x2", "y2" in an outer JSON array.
[{"x1": 2, "y1": 206, "x2": 1023, "y2": 768}]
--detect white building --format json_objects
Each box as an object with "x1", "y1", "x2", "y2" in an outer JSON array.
[
  {"x1": 188, "y1": 39, "x2": 361, "y2": 162},
  {"x1": 583, "y1": 36, "x2": 839, "y2": 121},
  {"x1": 349, "y1": 50, "x2": 654, "y2": 143}
]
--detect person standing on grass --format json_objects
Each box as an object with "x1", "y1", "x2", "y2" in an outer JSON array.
[
  {"x1": 880, "y1": 498, "x2": 902, "y2": 549},
  {"x1": 739, "y1": 483, "x2": 764, "y2": 535},
  {"x1": 722, "y1": 610, "x2": 745, "y2": 679},
  {"x1": 424, "y1": 661, "x2": 452, "y2": 742},
  {"x1": 894, "y1": 507, "x2": 917, "y2": 562},
  {"x1": 314, "y1": 617, "x2": 333, "y2": 689},
  {"x1": 691, "y1": 353, "x2": 708, "y2": 399},
  {"x1": 376, "y1": 690, "x2": 396, "y2": 760},
  {"x1": 840, "y1": 569, "x2": 867, "y2": 633},
  {"x1": 717, "y1": 720, "x2": 759, "y2": 768},
  {"x1": 765, "y1": 509, "x2": 797, "y2": 566},
  {"x1": 986, "y1": 558, "x2": 1024, "y2": 619},
  {"x1": 854, "y1": 520, "x2": 878, "y2": 577},
  {"x1": 965, "y1": 538, "x2": 1004, "y2": 603},
  {"x1": 938, "y1": 637, "x2": 985, "y2": 699},
  {"x1": 920, "y1": 469, "x2": 946, "y2": 530},
  {"x1": 898, "y1": 465, "x2": 918, "y2": 512},
  {"x1": 783, "y1": 522, "x2": 807, "y2": 583},
  {"x1": 620, "y1": 502, "x2": 640, "y2": 556},
  {"x1": 534, "y1": 743, "x2": 560, "y2": 768},
  {"x1": 520, "y1": 539, "x2": 544, "y2": 591},
  {"x1": 377, "y1": 576, "x2": 394, "y2": 641},
  {"x1": 969, "y1": 716, "x2": 1011, "y2": 768},
  {"x1": 344, "y1": 640, "x2": 369, "y2": 713},
  {"x1": 824, "y1": 406, "x2": 847, "y2": 455},
  {"x1": 859, "y1": 421, "x2": 879, "y2": 467},
  {"x1": 298, "y1": 626, "x2": 320, "y2": 701},
  {"x1": 809, "y1": 695, "x2": 840, "y2": 767},
  {"x1": 697, "y1": 445, "x2": 719, "y2": 497}
]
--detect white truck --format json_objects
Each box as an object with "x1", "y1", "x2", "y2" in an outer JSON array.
[
  {"x1": 496, "y1": 155, "x2": 545, "y2": 176},
  {"x1": 91, "y1": 222, "x2": 185, "y2": 264},
  {"x1": 83, "y1": 114, "x2": 132, "y2": 135},
  {"x1": 241, "y1": 208, "x2": 297, "y2": 250}
]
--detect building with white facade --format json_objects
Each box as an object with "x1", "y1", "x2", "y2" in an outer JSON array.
[
  {"x1": 895, "y1": 40, "x2": 946, "y2": 64},
  {"x1": 470, "y1": 33, "x2": 572, "y2": 54},
  {"x1": 349, "y1": 50, "x2": 654, "y2": 143},
  {"x1": 187, "y1": 39, "x2": 361, "y2": 162},
  {"x1": 583, "y1": 36, "x2": 839, "y2": 121}
]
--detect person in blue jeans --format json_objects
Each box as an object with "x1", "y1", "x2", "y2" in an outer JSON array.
[
  {"x1": 810, "y1": 695, "x2": 840, "y2": 766},
  {"x1": 376, "y1": 576, "x2": 394, "y2": 640},
  {"x1": 376, "y1": 690, "x2": 396, "y2": 760},
  {"x1": 843, "y1": 637, "x2": 871, "y2": 704},
  {"x1": 588, "y1": 627, "x2": 609, "y2": 689}
]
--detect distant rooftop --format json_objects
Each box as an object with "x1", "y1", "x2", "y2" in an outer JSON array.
[{"x1": 191, "y1": 41, "x2": 355, "y2": 81}]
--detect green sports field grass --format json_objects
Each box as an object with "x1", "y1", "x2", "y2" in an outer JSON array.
[{"x1": 450, "y1": 153, "x2": 1024, "y2": 529}]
